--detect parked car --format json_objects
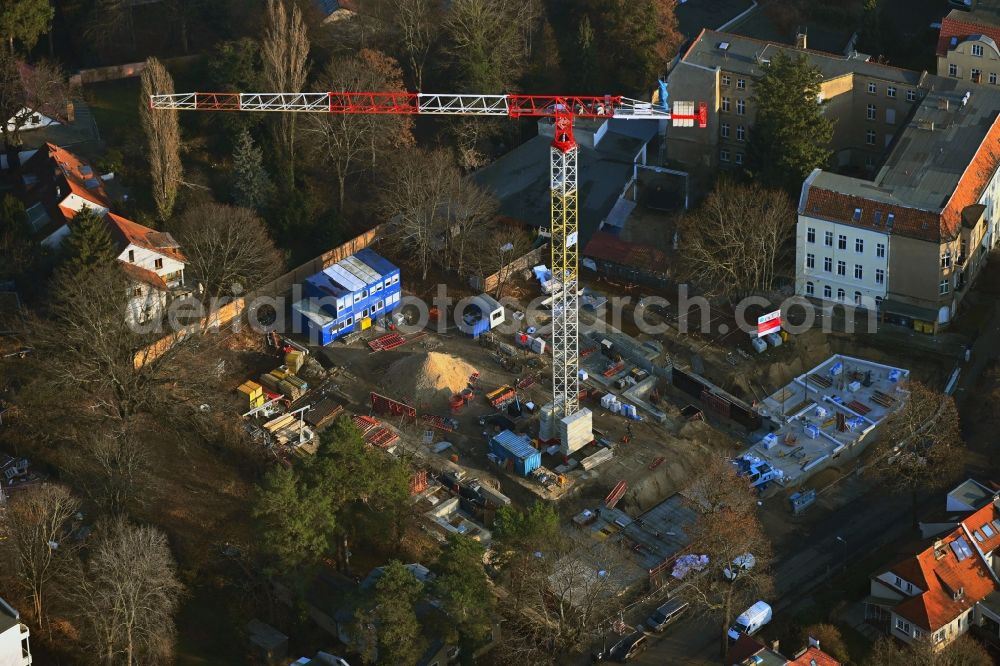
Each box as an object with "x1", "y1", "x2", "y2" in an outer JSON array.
[
  {"x1": 949, "y1": 0, "x2": 975, "y2": 10},
  {"x1": 593, "y1": 631, "x2": 649, "y2": 663},
  {"x1": 727, "y1": 601, "x2": 772, "y2": 641},
  {"x1": 723, "y1": 553, "x2": 757, "y2": 581},
  {"x1": 645, "y1": 598, "x2": 689, "y2": 632}
]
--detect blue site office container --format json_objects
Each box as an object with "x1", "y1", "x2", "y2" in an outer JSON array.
[
  {"x1": 490, "y1": 430, "x2": 541, "y2": 476},
  {"x1": 294, "y1": 249, "x2": 401, "y2": 345}
]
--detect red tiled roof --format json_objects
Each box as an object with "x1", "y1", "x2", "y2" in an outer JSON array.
[
  {"x1": 936, "y1": 12, "x2": 1000, "y2": 57},
  {"x1": 120, "y1": 261, "x2": 167, "y2": 290},
  {"x1": 787, "y1": 646, "x2": 841, "y2": 666},
  {"x1": 106, "y1": 213, "x2": 186, "y2": 262},
  {"x1": 583, "y1": 231, "x2": 667, "y2": 276},
  {"x1": 888, "y1": 528, "x2": 997, "y2": 631},
  {"x1": 961, "y1": 501, "x2": 1000, "y2": 554},
  {"x1": 21, "y1": 143, "x2": 111, "y2": 211},
  {"x1": 802, "y1": 187, "x2": 941, "y2": 241},
  {"x1": 939, "y1": 119, "x2": 1000, "y2": 240}
]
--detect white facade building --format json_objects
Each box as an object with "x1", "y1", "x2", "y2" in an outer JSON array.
[{"x1": 0, "y1": 598, "x2": 31, "y2": 666}]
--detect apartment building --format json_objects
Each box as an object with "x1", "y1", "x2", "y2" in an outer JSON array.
[
  {"x1": 0, "y1": 597, "x2": 31, "y2": 666},
  {"x1": 665, "y1": 29, "x2": 925, "y2": 187},
  {"x1": 937, "y1": 3, "x2": 1000, "y2": 84},
  {"x1": 795, "y1": 79, "x2": 1000, "y2": 332}
]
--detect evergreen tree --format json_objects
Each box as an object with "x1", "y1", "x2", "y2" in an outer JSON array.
[
  {"x1": 0, "y1": 193, "x2": 35, "y2": 279},
  {"x1": 372, "y1": 561, "x2": 426, "y2": 666},
  {"x1": 61, "y1": 207, "x2": 118, "y2": 274},
  {"x1": 252, "y1": 466, "x2": 335, "y2": 573},
  {"x1": 231, "y1": 128, "x2": 273, "y2": 209},
  {"x1": 431, "y1": 533, "x2": 494, "y2": 644},
  {"x1": 747, "y1": 51, "x2": 834, "y2": 194}
]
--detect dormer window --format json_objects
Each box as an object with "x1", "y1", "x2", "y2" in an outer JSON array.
[
  {"x1": 853, "y1": 208, "x2": 862, "y2": 222},
  {"x1": 128, "y1": 250, "x2": 135, "y2": 262},
  {"x1": 954, "y1": 586, "x2": 965, "y2": 601},
  {"x1": 972, "y1": 44, "x2": 984, "y2": 57}
]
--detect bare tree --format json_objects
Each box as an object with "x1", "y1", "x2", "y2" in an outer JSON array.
[
  {"x1": 67, "y1": 517, "x2": 183, "y2": 666},
  {"x1": 169, "y1": 203, "x2": 284, "y2": 304},
  {"x1": 139, "y1": 58, "x2": 182, "y2": 221},
  {"x1": 678, "y1": 179, "x2": 795, "y2": 298},
  {"x1": 84, "y1": 0, "x2": 136, "y2": 58},
  {"x1": 445, "y1": 0, "x2": 540, "y2": 91},
  {"x1": 867, "y1": 633, "x2": 992, "y2": 665},
  {"x1": 391, "y1": 0, "x2": 443, "y2": 90},
  {"x1": 2, "y1": 484, "x2": 81, "y2": 627},
  {"x1": 679, "y1": 456, "x2": 774, "y2": 657},
  {"x1": 0, "y1": 51, "x2": 70, "y2": 150},
  {"x1": 866, "y1": 381, "x2": 964, "y2": 523},
  {"x1": 470, "y1": 224, "x2": 532, "y2": 300},
  {"x1": 261, "y1": 0, "x2": 309, "y2": 186},
  {"x1": 301, "y1": 49, "x2": 414, "y2": 210}
]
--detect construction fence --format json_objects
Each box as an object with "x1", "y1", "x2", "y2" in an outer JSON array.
[
  {"x1": 133, "y1": 226, "x2": 383, "y2": 368},
  {"x1": 471, "y1": 244, "x2": 547, "y2": 294},
  {"x1": 70, "y1": 55, "x2": 201, "y2": 86}
]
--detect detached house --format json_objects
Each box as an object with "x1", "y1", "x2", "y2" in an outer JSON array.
[
  {"x1": 868, "y1": 493, "x2": 1000, "y2": 648},
  {"x1": 12, "y1": 143, "x2": 187, "y2": 324}
]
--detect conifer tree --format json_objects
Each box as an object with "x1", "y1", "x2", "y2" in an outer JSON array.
[
  {"x1": 62, "y1": 207, "x2": 118, "y2": 274},
  {"x1": 231, "y1": 128, "x2": 273, "y2": 209}
]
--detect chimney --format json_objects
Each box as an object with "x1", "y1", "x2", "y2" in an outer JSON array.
[
  {"x1": 796, "y1": 27, "x2": 808, "y2": 50},
  {"x1": 771, "y1": 639, "x2": 781, "y2": 652},
  {"x1": 938, "y1": 97, "x2": 950, "y2": 111},
  {"x1": 65, "y1": 101, "x2": 75, "y2": 124},
  {"x1": 917, "y1": 119, "x2": 935, "y2": 131}
]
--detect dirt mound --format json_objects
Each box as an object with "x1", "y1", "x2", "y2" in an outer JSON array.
[{"x1": 383, "y1": 352, "x2": 478, "y2": 407}]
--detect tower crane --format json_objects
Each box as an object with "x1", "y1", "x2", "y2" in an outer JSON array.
[{"x1": 150, "y1": 89, "x2": 706, "y2": 449}]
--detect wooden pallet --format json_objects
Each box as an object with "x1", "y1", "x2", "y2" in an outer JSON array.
[
  {"x1": 872, "y1": 390, "x2": 897, "y2": 408},
  {"x1": 808, "y1": 373, "x2": 833, "y2": 389},
  {"x1": 847, "y1": 400, "x2": 871, "y2": 415},
  {"x1": 517, "y1": 375, "x2": 536, "y2": 389}
]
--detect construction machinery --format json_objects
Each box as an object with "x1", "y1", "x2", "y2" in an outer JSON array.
[{"x1": 150, "y1": 88, "x2": 705, "y2": 440}]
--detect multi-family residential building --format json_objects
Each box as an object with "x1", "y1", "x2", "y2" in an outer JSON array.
[
  {"x1": 795, "y1": 79, "x2": 1000, "y2": 332},
  {"x1": 0, "y1": 597, "x2": 31, "y2": 666},
  {"x1": 665, "y1": 29, "x2": 925, "y2": 186},
  {"x1": 937, "y1": 3, "x2": 1000, "y2": 84},
  {"x1": 9, "y1": 142, "x2": 187, "y2": 325},
  {"x1": 867, "y1": 494, "x2": 1000, "y2": 648}
]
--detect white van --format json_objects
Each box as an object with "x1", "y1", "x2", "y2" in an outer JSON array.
[{"x1": 727, "y1": 601, "x2": 772, "y2": 641}]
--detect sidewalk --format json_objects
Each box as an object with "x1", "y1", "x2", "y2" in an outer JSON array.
[{"x1": 951, "y1": 296, "x2": 1000, "y2": 407}]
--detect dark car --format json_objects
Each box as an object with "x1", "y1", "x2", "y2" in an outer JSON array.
[
  {"x1": 595, "y1": 631, "x2": 649, "y2": 663},
  {"x1": 645, "y1": 598, "x2": 689, "y2": 632}
]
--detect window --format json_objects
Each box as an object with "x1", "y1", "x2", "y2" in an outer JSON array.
[
  {"x1": 133, "y1": 286, "x2": 143, "y2": 298},
  {"x1": 837, "y1": 260, "x2": 846, "y2": 276},
  {"x1": 806, "y1": 253, "x2": 815, "y2": 269},
  {"x1": 895, "y1": 618, "x2": 911, "y2": 634},
  {"x1": 721, "y1": 122, "x2": 730, "y2": 138},
  {"x1": 942, "y1": 249, "x2": 952, "y2": 268},
  {"x1": 906, "y1": 582, "x2": 913, "y2": 593},
  {"x1": 824, "y1": 256, "x2": 833, "y2": 272},
  {"x1": 392, "y1": 275, "x2": 399, "y2": 284},
  {"x1": 824, "y1": 285, "x2": 832, "y2": 298},
  {"x1": 736, "y1": 125, "x2": 746, "y2": 141},
  {"x1": 886, "y1": 108, "x2": 895, "y2": 124},
  {"x1": 887, "y1": 213, "x2": 895, "y2": 227},
  {"x1": 720, "y1": 149, "x2": 730, "y2": 162},
  {"x1": 991, "y1": 73, "x2": 998, "y2": 85},
  {"x1": 825, "y1": 231, "x2": 834, "y2": 247},
  {"x1": 973, "y1": 43, "x2": 984, "y2": 57},
  {"x1": 128, "y1": 249, "x2": 135, "y2": 262},
  {"x1": 721, "y1": 74, "x2": 731, "y2": 86},
  {"x1": 362, "y1": 308, "x2": 369, "y2": 318},
  {"x1": 866, "y1": 130, "x2": 876, "y2": 145},
  {"x1": 806, "y1": 281, "x2": 815, "y2": 295},
  {"x1": 907, "y1": 89, "x2": 917, "y2": 102},
  {"x1": 867, "y1": 104, "x2": 876, "y2": 120},
  {"x1": 887, "y1": 86, "x2": 896, "y2": 98},
  {"x1": 949, "y1": 63, "x2": 958, "y2": 77},
  {"x1": 735, "y1": 153, "x2": 744, "y2": 165},
  {"x1": 876, "y1": 268, "x2": 885, "y2": 285},
  {"x1": 856, "y1": 238, "x2": 864, "y2": 253},
  {"x1": 940, "y1": 279, "x2": 950, "y2": 295},
  {"x1": 838, "y1": 234, "x2": 847, "y2": 249},
  {"x1": 874, "y1": 211, "x2": 882, "y2": 226},
  {"x1": 972, "y1": 68, "x2": 982, "y2": 82},
  {"x1": 877, "y1": 243, "x2": 886, "y2": 258},
  {"x1": 807, "y1": 227, "x2": 816, "y2": 243},
  {"x1": 855, "y1": 291, "x2": 862, "y2": 305},
  {"x1": 737, "y1": 99, "x2": 746, "y2": 115},
  {"x1": 894, "y1": 576, "x2": 902, "y2": 587},
  {"x1": 154, "y1": 258, "x2": 163, "y2": 270},
  {"x1": 837, "y1": 288, "x2": 845, "y2": 301},
  {"x1": 721, "y1": 97, "x2": 730, "y2": 112},
  {"x1": 868, "y1": 82, "x2": 877, "y2": 94},
  {"x1": 855, "y1": 264, "x2": 863, "y2": 280},
  {"x1": 737, "y1": 78, "x2": 746, "y2": 89}
]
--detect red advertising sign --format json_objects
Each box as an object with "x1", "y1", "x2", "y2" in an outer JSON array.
[{"x1": 757, "y1": 310, "x2": 781, "y2": 337}]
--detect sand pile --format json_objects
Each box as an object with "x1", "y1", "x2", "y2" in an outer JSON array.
[{"x1": 385, "y1": 352, "x2": 478, "y2": 406}]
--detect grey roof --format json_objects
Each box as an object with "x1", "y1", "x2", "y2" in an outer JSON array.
[
  {"x1": 0, "y1": 598, "x2": 19, "y2": 635},
  {"x1": 681, "y1": 29, "x2": 923, "y2": 85},
  {"x1": 808, "y1": 76, "x2": 1000, "y2": 214},
  {"x1": 949, "y1": 479, "x2": 996, "y2": 510},
  {"x1": 947, "y1": 5, "x2": 1000, "y2": 29},
  {"x1": 472, "y1": 120, "x2": 652, "y2": 248}
]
